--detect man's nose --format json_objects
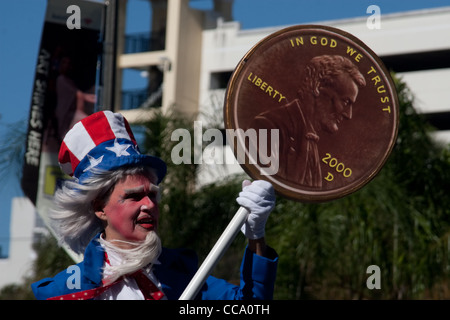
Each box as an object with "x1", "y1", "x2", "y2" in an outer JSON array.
[{"x1": 141, "y1": 195, "x2": 156, "y2": 208}]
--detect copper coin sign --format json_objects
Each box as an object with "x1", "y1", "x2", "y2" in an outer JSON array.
[{"x1": 224, "y1": 25, "x2": 399, "y2": 202}]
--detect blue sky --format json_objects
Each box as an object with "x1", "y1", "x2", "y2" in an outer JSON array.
[{"x1": 0, "y1": 0, "x2": 449, "y2": 256}]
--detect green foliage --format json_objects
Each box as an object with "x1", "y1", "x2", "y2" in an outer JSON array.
[
  {"x1": 267, "y1": 75, "x2": 450, "y2": 299},
  {"x1": 0, "y1": 235, "x2": 73, "y2": 300},
  {"x1": 140, "y1": 75, "x2": 450, "y2": 299},
  {"x1": 3, "y1": 75, "x2": 449, "y2": 300},
  {"x1": 31, "y1": 234, "x2": 75, "y2": 282}
]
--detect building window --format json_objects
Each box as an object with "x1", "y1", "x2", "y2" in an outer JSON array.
[
  {"x1": 210, "y1": 71, "x2": 233, "y2": 89},
  {"x1": 121, "y1": 66, "x2": 163, "y2": 110},
  {"x1": 124, "y1": 31, "x2": 166, "y2": 54},
  {"x1": 124, "y1": 0, "x2": 167, "y2": 54}
]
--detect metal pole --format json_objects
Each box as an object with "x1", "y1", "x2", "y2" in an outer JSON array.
[
  {"x1": 179, "y1": 207, "x2": 249, "y2": 300},
  {"x1": 100, "y1": 0, "x2": 118, "y2": 111}
]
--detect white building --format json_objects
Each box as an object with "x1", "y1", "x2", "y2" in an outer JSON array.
[
  {"x1": 197, "y1": 6, "x2": 450, "y2": 132},
  {"x1": 0, "y1": 198, "x2": 45, "y2": 289},
  {"x1": 113, "y1": 1, "x2": 450, "y2": 185}
]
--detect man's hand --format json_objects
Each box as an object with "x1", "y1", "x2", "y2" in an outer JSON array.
[{"x1": 236, "y1": 180, "x2": 276, "y2": 241}]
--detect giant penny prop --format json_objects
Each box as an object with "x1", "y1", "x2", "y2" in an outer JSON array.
[
  {"x1": 180, "y1": 25, "x2": 399, "y2": 300},
  {"x1": 224, "y1": 25, "x2": 399, "y2": 202}
]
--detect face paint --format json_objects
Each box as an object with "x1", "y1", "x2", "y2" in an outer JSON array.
[{"x1": 99, "y1": 174, "x2": 160, "y2": 244}]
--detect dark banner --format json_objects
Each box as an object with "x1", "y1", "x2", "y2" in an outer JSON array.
[{"x1": 21, "y1": 0, "x2": 103, "y2": 206}]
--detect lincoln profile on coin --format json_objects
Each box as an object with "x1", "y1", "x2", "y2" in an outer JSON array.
[{"x1": 251, "y1": 55, "x2": 366, "y2": 187}]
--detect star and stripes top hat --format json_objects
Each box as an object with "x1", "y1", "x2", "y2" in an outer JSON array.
[{"x1": 58, "y1": 111, "x2": 167, "y2": 184}]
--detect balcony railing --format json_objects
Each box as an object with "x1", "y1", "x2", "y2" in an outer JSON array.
[
  {"x1": 124, "y1": 30, "x2": 166, "y2": 54},
  {"x1": 122, "y1": 88, "x2": 149, "y2": 110},
  {"x1": 121, "y1": 87, "x2": 162, "y2": 110}
]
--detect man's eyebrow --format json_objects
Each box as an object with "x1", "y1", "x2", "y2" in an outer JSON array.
[
  {"x1": 123, "y1": 185, "x2": 146, "y2": 194},
  {"x1": 123, "y1": 184, "x2": 160, "y2": 195},
  {"x1": 121, "y1": 184, "x2": 161, "y2": 203}
]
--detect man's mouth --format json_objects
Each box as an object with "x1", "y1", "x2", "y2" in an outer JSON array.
[{"x1": 136, "y1": 216, "x2": 155, "y2": 230}]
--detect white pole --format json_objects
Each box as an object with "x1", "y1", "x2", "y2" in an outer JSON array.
[{"x1": 179, "y1": 206, "x2": 249, "y2": 300}]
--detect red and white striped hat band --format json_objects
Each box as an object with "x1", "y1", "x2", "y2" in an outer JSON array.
[{"x1": 58, "y1": 111, "x2": 167, "y2": 184}]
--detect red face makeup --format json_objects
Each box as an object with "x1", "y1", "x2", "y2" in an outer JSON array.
[{"x1": 96, "y1": 174, "x2": 160, "y2": 245}]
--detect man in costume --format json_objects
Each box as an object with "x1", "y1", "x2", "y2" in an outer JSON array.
[
  {"x1": 251, "y1": 55, "x2": 366, "y2": 188},
  {"x1": 32, "y1": 111, "x2": 278, "y2": 300}
]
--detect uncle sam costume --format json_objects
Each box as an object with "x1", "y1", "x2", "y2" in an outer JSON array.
[{"x1": 31, "y1": 111, "x2": 278, "y2": 300}]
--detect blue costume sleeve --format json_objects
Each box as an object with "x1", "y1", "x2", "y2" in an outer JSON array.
[{"x1": 198, "y1": 246, "x2": 278, "y2": 300}]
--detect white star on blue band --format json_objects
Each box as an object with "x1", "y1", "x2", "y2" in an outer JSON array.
[
  {"x1": 83, "y1": 154, "x2": 104, "y2": 172},
  {"x1": 105, "y1": 138, "x2": 132, "y2": 157}
]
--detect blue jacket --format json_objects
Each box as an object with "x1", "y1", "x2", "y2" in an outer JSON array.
[{"x1": 31, "y1": 234, "x2": 278, "y2": 300}]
